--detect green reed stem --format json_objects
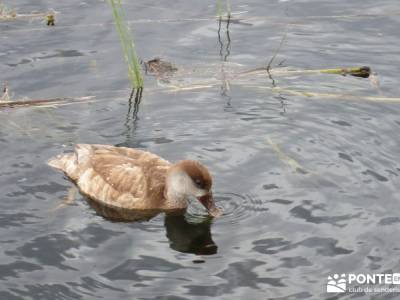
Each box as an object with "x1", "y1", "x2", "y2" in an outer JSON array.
[
  {"x1": 226, "y1": 0, "x2": 231, "y2": 18},
  {"x1": 216, "y1": 0, "x2": 231, "y2": 18},
  {"x1": 110, "y1": 0, "x2": 143, "y2": 88},
  {"x1": 216, "y1": 0, "x2": 223, "y2": 18}
]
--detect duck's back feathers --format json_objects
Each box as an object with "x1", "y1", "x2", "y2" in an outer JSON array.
[{"x1": 48, "y1": 144, "x2": 172, "y2": 210}]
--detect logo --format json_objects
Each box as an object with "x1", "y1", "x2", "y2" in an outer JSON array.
[
  {"x1": 327, "y1": 274, "x2": 346, "y2": 293},
  {"x1": 326, "y1": 273, "x2": 400, "y2": 294}
]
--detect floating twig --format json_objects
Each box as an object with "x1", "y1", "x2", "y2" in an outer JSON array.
[
  {"x1": 0, "y1": 4, "x2": 56, "y2": 23},
  {"x1": 266, "y1": 137, "x2": 311, "y2": 174},
  {"x1": 0, "y1": 96, "x2": 95, "y2": 109},
  {"x1": 266, "y1": 30, "x2": 288, "y2": 74},
  {"x1": 240, "y1": 66, "x2": 371, "y2": 79},
  {"x1": 243, "y1": 85, "x2": 400, "y2": 103},
  {"x1": 160, "y1": 77, "x2": 400, "y2": 103}
]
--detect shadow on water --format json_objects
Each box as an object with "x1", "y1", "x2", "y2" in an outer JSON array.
[{"x1": 85, "y1": 197, "x2": 218, "y2": 255}]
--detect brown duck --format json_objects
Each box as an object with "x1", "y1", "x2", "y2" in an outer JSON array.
[{"x1": 48, "y1": 144, "x2": 221, "y2": 217}]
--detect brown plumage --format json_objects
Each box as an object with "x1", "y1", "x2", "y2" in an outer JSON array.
[
  {"x1": 48, "y1": 144, "x2": 221, "y2": 216},
  {"x1": 178, "y1": 160, "x2": 212, "y2": 191}
]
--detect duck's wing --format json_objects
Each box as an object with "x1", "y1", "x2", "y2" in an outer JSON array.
[{"x1": 75, "y1": 144, "x2": 169, "y2": 209}]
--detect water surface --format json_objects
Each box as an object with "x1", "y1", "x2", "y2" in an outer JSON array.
[{"x1": 1, "y1": 1, "x2": 400, "y2": 299}]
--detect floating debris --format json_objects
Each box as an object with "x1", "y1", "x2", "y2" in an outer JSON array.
[
  {"x1": 319, "y1": 66, "x2": 371, "y2": 78},
  {"x1": 240, "y1": 66, "x2": 372, "y2": 79},
  {"x1": 46, "y1": 12, "x2": 55, "y2": 26},
  {"x1": 144, "y1": 58, "x2": 178, "y2": 82},
  {"x1": 0, "y1": 96, "x2": 95, "y2": 109},
  {"x1": 147, "y1": 62, "x2": 400, "y2": 103},
  {"x1": 266, "y1": 137, "x2": 311, "y2": 174},
  {"x1": 244, "y1": 86, "x2": 400, "y2": 103},
  {"x1": 144, "y1": 58, "x2": 178, "y2": 75},
  {"x1": 0, "y1": 4, "x2": 55, "y2": 24}
]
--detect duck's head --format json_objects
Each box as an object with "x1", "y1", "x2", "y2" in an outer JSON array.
[{"x1": 166, "y1": 160, "x2": 222, "y2": 217}]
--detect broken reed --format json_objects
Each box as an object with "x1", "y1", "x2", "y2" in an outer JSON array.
[
  {"x1": 216, "y1": 0, "x2": 231, "y2": 19},
  {"x1": 109, "y1": 0, "x2": 143, "y2": 89},
  {"x1": 239, "y1": 66, "x2": 372, "y2": 79}
]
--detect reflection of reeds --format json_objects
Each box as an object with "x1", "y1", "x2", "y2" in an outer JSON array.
[
  {"x1": 123, "y1": 88, "x2": 143, "y2": 144},
  {"x1": 110, "y1": 0, "x2": 143, "y2": 89}
]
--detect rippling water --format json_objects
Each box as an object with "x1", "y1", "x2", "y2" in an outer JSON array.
[{"x1": 1, "y1": 0, "x2": 400, "y2": 299}]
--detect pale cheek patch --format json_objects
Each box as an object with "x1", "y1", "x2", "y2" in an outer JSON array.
[{"x1": 194, "y1": 189, "x2": 207, "y2": 197}]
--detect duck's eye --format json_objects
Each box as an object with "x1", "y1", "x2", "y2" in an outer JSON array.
[{"x1": 194, "y1": 179, "x2": 204, "y2": 189}]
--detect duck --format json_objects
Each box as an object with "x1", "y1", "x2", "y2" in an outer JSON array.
[{"x1": 48, "y1": 144, "x2": 221, "y2": 217}]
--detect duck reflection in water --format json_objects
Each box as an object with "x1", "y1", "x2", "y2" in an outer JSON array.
[
  {"x1": 165, "y1": 214, "x2": 217, "y2": 255},
  {"x1": 86, "y1": 198, "x2": 218, "y2": 255}
]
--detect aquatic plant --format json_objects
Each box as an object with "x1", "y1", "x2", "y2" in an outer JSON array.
[
  {"x1": 241, "y1": 66, "x2": 371, "y2": 78},
  {"x1": 109, "y1": 0, "x2": 143, "y2": 89},
  {"x1": 226, "y1": 0, "x2": 231, "y2": 18},
  {"x1": 216, "y1": 0, "x2": 231, "y2": 19},
  {"x1": 46, "y1": 12, "x2": 55, "y2": 26},
  {"x1": 315, "y1": 66, "x2": 371, "y2": 78}
]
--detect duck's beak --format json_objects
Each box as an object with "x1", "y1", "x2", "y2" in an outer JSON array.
[{"x1": 198, "y1": 193, "x2": 222, "y2": 217}]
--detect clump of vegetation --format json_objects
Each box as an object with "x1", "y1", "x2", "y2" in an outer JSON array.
[
  {"x1": 46, "y1": 12, "x2": 55, "y2": 26},
  {"x1": 109, "y1": 0, "x2": 143, "y2": 89}
]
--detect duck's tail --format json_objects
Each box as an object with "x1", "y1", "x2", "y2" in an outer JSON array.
[
  {"x1": 47, "y1": 153, "x2": 74, "y2": 169},
  {"x1": 48, "y1": 144, "x2": 95, "y2": 180},
  {"x1": 47, "y1": 152, "x2": 79, "y2": 180}
]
